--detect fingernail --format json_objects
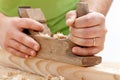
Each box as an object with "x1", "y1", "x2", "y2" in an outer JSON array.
[
  {"x1": 30, "y1": 50, "x2": 36, "y2": 56},
  {"x1": 34, "y1": 45, "x2": 39, "y2": 51},
  {"x1": 39, "y1": 24, "x2": 44, "y2": 31},
  {"x1": 25, "y1": 55, "x2": 29, "y2": 58},
  {"x1": 67, "y1": 19, "x2": 72, "y2": 23},
  {"x1": 72, "y1": 47, "x2": 77, "y2": 53},
  {"x1": 66, "y1": 18, "x2": 74, "y2": 26}
]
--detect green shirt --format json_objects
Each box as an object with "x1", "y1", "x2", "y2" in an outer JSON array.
[{"x1": 0, "y1": 0, "x2": 79, "y2": 35}]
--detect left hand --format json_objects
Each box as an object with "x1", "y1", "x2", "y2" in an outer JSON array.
[{"x1": 66, "y1": 10, "x2": 107, "y2": 56}]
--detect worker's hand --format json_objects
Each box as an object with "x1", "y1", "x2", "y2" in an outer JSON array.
[
  {"x1": 66, "y1": 11, "x2": 107, "y2": 56},
  {"x1": 0, "y1": 15, "x2": 44, "y2": 58}
]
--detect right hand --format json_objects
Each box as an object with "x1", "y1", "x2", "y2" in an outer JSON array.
[
  {"x1": 66, "y1": 11, "x2": 107, "y2": 56},
  {"x1": 0, "y1": 14, "x2": 44, "y2": 58}
]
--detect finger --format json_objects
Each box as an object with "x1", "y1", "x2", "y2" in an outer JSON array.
[
  {"x1": 74, "y1": 12, "x2": 105, "y2": 28},
  {"x1": 70, "y1": 25, "x2": 107, "y2": 38},
  {"x1": 12, "y1": 18, "x2": 44, "y2": 31},
  {"x1": 7, "y1": 39, "x2": 37, "y2": 57},
  {"x1": 6, "y1": 47, "x2": 29, "y2": 58},
  {"x1": 72, "y1": 46, "x2": 103, "y2": 56},
  {"x1": 66, "y1": 10, "x2": 76, "y2": 26},
  {"x1": 69, "y1": 34, "x2": 105, "y2": 47},
  {"x1": 9, "y1": 30, "x2": 40, "y2": 51}
]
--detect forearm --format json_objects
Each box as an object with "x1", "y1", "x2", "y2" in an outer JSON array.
[{"x1": 81, "y1": 0, "x2": 113, "y2": 16}]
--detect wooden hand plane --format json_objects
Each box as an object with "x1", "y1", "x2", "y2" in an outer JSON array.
[{"x1": 18, "y1": 2, "x2": 101, "y2": 67}]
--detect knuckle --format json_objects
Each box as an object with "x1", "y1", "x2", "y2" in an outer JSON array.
[
  {"x1": 82, "y1": 39, "x2": 91, "y2": 46},
  {"x1": 3, "y1": 39, "x2": 10, "y2": 49},
  {"x1": 95, "y1": 12, "x2": 105, "y2": 23},
  {"x1": 27, "y1": 40, "x2": 38, "y2": 50},
  {"x1": 19, "y1": 36, "x2": 26, "y2": 43},
  {"x1": 11, "y1": 18, "x2": 21, "y2": 26},
  {"x1": 24, "y1": 19, "x2": 32, "y2": 26},
  {"x1": 98, "y1": 28, "x2": 107, "y2": 37},
  {"x1": 15, "y1": 18, "x2": 30, "y2": 28},
  {"x1": 16, "y1": 52, "x2": 24, "y2": 57},
  {"x1": 19, "y1": 35, "x2": 36, "y2": 49},
  {"x1": 99, "y1": 13, "x2": 105, "y2": 22},
  {"x1": 15, "y1": 52, "x2": 25, "y2": 58},
  {"x1": 87, "y1": 50, "x2": 93, "y2": 55},
  {"x1": 104, "y1": 27, "x2": 108, "y2": 34},
  {"x1": 6, "y1": 48, "x2": 14, "y2": 54},
  {"x1": 71, "y1": 28, "x2": 90, "y2": 38},
  {"x1": 70, "y1": 28, "x2": 76, "y2": 35},
  {"x1": 23, "y1": 47, "x2": 31, "y2": 54},
  {"x1": 6, "y1": 30, "x2": 13, "y2": 37},
  {"x1": 99, "y1": 46, "x2": 104, "y2": 51},
  {"x1": 21, "y1": 18, "x2": 28, "y2": 26},
  {"x1": 14, "y1": 42, "x2": 21, "y2": 49},
  {"x1": 81, "y1": 33, "x2": 89, "y2": 38},
  {"x1": 27, "y1": 40, "x2": 35, "y2": 47},
  {"x1": 3, "y1": 41, "x2": 8, "y2": 49},
  {"x1": 81, "y1": 29, "x2": 90, "y2": 38},
  {"x1": 87, "y1": 48, "x2": 97, "y2": 55},
  {"x1": 93, "y1": 46, "x2": 103, "y2": 54},
  {"x1": 85, "y1": 15, "x2": 94, "y2": 23},
  {"x1": 101, "y1": 16, "x2": 105, "y2": 23},
  {"x1": 15, "y1": 43, "x2": 30, "y2": 54}
]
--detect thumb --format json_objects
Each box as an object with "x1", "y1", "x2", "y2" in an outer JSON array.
[{"x1": 66, "y1": 10, "x2": 76, "y2": 26}]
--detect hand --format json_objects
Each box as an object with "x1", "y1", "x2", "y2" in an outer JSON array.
[
  {"x1": 0, "y1": 15, "x2": 44, "y2": 58},
  {"x1": 66, "y1": 11, "x2": 107, "y2": 56}
]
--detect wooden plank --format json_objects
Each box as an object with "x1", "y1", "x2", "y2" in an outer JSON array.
[
  {"x1": 0, "y1": 65, "x2": 46, "y2": 80},
  {"x1": 0, "y1": 48, "x2": 120, "y2": 80},
  {"x1": 0, "y1": 65, "x2": 64, "y2": 80}
]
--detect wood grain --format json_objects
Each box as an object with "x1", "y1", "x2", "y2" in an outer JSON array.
[
  {"x1": 0, "y1": 48, "x2": 120, "y2": 80},
  {"x1": 0, "y1": 65, "x2": 65, "y2": 80},
  {"x1": 0, "y1": 65, "x2": 46, "y2": 80}
]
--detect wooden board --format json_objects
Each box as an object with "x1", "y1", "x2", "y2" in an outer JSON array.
[
  {"x1": 0, "y1": 48, "x2": 120, "y2": 80},
  {"x1": 0, "y1": 65, "x2": 65, "y2": 80},
  {"x1": 0, "y1": 65, "x2": 46, "y2": 80}
]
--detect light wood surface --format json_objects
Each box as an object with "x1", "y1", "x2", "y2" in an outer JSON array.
[
  {"x1": 0, "y1": 65, "x2": 65, "y2": 80},
  {"x1": 0, "y1": 48, "x2": 120, "y2": 80},
  {"x1": 0, "y1": 65, "x2": 46, "y2": 80}
]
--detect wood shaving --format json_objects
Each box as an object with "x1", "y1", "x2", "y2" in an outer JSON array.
[
  {"x1": 52, "y1": 33, "x2": 67, "y2": 39},
  {"x1": 38, "y1": 32, "x2": 67, "y2": 39}
]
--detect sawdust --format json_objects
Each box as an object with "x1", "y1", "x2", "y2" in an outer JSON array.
[
  {"x1": 0, "y1": 65, "x2": 64, "y2": 80},
  {"x1": 38, "y1": 32, "x2": 67, "y2": 39},
  {"x1": 52, "y1": 33, "x2": 67, "y2": 39}
]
